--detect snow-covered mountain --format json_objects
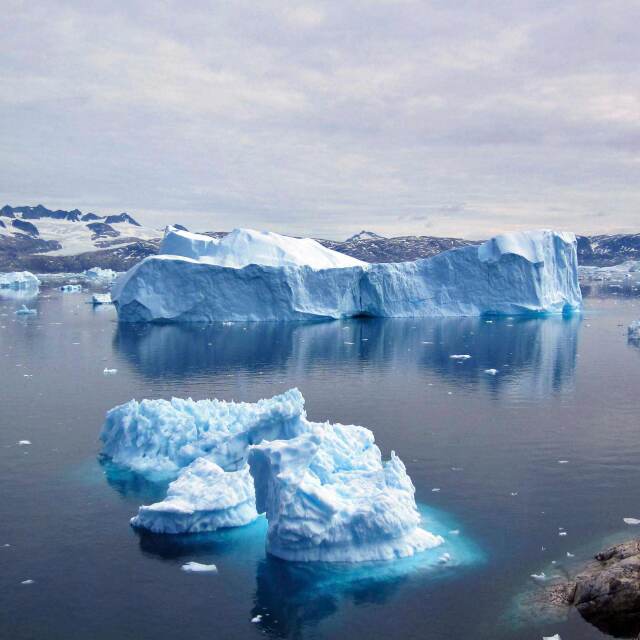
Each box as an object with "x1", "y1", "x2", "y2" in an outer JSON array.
[{"x1": 0, "y1": 205, "x2": 161, "y2": 271}]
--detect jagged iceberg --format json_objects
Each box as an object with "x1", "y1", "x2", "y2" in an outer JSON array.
[
  {"x1": 629, "y1": 320, "x2": 640, "y2": 343},
  {"x1": 101, "y1": 389, "x2": 441, "y2": 562},
  {"x1": 0, "y1": 271, "x2": 40, "y2": 290},
  {"x1": 84, "y1": 267, "x2": 118, "y2": 283},
  {"x1": 112, "y1": 227, "x2": 581, "y2": 322}
]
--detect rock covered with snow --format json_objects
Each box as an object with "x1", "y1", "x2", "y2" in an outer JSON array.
[
  {"x1": 113, "y1": 228, "x2": 581, "y2": 322},
  {"x1": 0, "y1": 271, "x2": 40, "y2": 289},
  {"x1": 101, "y1": 389, "x2": 441, "y2": 562}
]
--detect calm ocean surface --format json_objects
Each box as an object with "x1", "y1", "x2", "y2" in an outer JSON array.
[{"x1": 1, "y1": 282, "x2": 639, "y2": 639}]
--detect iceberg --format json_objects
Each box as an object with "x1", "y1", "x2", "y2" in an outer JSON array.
[
  {"x1": 101, "y1": 389, "x2": 442, "y2": 562},
  {"x1": 131, "y1": 458, "x2": 257, "y2": 533},
  {"x1": 112, "y1": 227, "x2": 581, "y2": 322},
  {"x1": 15, "y1": 305, "x2": 37, "y2": 316},
  {"x1": 0, "y1": 271, "x2": 40, "y2": 290},
  {"x1": 629, "y1": 320, "x2": 640, "y2": 343},
  {"x1": 92, "y1": 293, "x2": 112, "y2": 305},
  {"x1": 248, "y1": 422, "x2": 443, "y2": 562},
  {"x1": 84, "y1": 267, "x2": 117, "y2": 283}
]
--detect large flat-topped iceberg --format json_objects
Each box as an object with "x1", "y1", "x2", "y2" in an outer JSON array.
[
  {"x1": 0, "y1": 271, "x2": 40, "y2": 290},
  {"x1": 113, "y1": 227, "x2": 581, "y2": 322},
  {"x1": 101, "y1": 389, "x2": 442, "y2": 562}
]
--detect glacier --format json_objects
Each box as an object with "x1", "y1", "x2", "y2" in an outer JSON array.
[
  {"x1": 101, "y1": 389, "x2": 442, "y2": 562},
  {"x1": 112, "y1": 227, "x2": 581, "y2": 322}
]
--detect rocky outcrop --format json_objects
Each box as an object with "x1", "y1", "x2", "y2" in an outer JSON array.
[{"x1": 533, "y1": 540, "x2": 640, "y2": 638}]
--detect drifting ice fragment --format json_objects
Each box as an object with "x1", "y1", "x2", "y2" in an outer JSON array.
[
  {"x1": 181, "y1": 562, "x2": 218, "y2": 573},
  {"x1": 484, "y1": 369, "x2": 498, "y2": 375},
  {"x1": 60, "y1": 284, "x2": 82, "y2": 292},
  {"x1": 0, "y1": 272, "x2": 40, "y2": 290},
  {"x1": 543, "y1": 635, "x2": 561, "y2": 640},
  {"x1": 103, "y1": 368, "x2": 118, "y2": 375},
  {"x1": 15, "y1": 305, "x2": 37, "y2": 316},
  {"x1": 450, "y1": 354, "x2": 471, "y2": 360},
  {"x1": 251, "y1": 615, "x2": 262, "y2": 623},
  {"x1": 530, "y1": 572, "x2": 547, "y2": 581},
  {"x1": 18, "y1": 440, "x2": 31, "y2": 446},
  {"x1": 84, "y1": 267, "x2": 117, "y2": 283},
  {"x1": 92, "y1": 293, "x2": 112, "y2": 305},
  {"x1": 112, "y1": 228, "x2": 582, "y2": 322},
  {"x1": 624, "y1": 518, "x2": 640, "y2": 525},
  {"x1": 21, "y1": 579, "x2": 34, "y2": 585}
]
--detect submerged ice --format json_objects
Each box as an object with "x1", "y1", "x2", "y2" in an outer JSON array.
[
  {"x1": 101, "y1": 389, "x2": 442, "y2": 562},
  {"x1": 112, "y1": 227, "x2": 581, "y2": 323}
]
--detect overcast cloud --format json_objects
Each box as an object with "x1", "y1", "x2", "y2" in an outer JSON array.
[{"x1": 1, "y1": 1, "x2": 639, "y2": 239}]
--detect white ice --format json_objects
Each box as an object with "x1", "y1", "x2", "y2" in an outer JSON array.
[
  {"x1": 623, "y1": 517, "x2": 640, "y2": 525},
  {"x1": 92, "y1": 293, "x2": 112, "y2": 305},
  {"x1": 113, "y1": 228, "x2": 582, "y2": 322},
  {"x1": 180, "y1": 561, "x2": 218, "y2": 573},
  {"x1": 101, "y1": 389, "x2": 443, "y2": 563},
  {"x1": 84, "y1": 267, "x2": 117, "y2": 282},
  {"x1": 15, "y1": 305, "x2": 37, "y2": 316},
  {"x1": 629, "y1": 320, "x2": 640, "y2": 342},
  {"x1": 0, "y1": 271, "x2": 40, "y2": 290}
]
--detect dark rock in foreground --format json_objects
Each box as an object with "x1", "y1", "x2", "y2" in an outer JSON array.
[{"x1": 534, "y1": 539, "x2": 640, "y2": 638}]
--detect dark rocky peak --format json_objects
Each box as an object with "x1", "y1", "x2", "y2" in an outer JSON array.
[
  {"x1": 12, "y1": 219, "x2": 39, "y2": 236},
  {"x1": 1, "y1": 205, "x2": 15, "y2": 218},
  {"x1": 87, "y1": 222, "x2": 120, "y2": 238},
  {"x1": 81, "y1": 213, "x2": 103, "y2": 222},
  {"x1": 104, "y1": 212, "x2": 140, "y2": 226},
  {"x1": 345, "y1": 230, "x2": 386, "y2": 242}
]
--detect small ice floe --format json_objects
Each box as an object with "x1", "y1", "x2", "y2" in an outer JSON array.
[
  {"x1": 431, "y1": 488, "x2": 441, "y2": 492},
  {"x1": 543, "y1": 634, "x2": 561, "y2": 640},
  {"x1": 421, "y1": 341, "x2": 433, "y2": 344},
  {"x1": 559, "y1": 531, "x2": 567, "y2": 537},
  {"x1": 624, "y1": 517, "x2": 640, "y2": 525},
  {"x1": 15, "y1": 305, "x2": 37, "y2": 316},
  {"x1": 181, "y1": 562, "x2": 218, "y2": 574},
  {"x1": 449, "y1": 354, "x2": 471, "y2": 360},
  {"x1": 558, "y1": 460, "x2": 569, "y2": 464},
  {"x1": 103, "y1": 368, "x2": 118, "y2": 375},
  {"x1": 251, "y1": 615, "x2": 262, "y2": 623},
  {"x1": 91, "y1": 293, "x2": 112, "y2": 305},
  {"x1": 60, "y1": 284, "x2": 82, "y2": 292},
  {"x1": 438, "y1": 552, "x2": 451, "y2": 564},
  {"x1": 343, "y1": 341, "x2": 355, "y2": 345},
  {"x1": 567, "y1": 552, "x2": 575, "y2": 558},
  {"x1": 510, "y1": 492, "x2": 518, "y2": 496},
  {"x1": 21, "y1": 579, "x2": 34, "y2": 585},
  {"x1": 449, "y1": 529, "x2": 460, "y2": 536},
  {"x1": 530, "y1": 572, "x2": 547, "y2": 582},
  {"x1": 18, "y1": 440, "x2": 31, "y2": 446},
  {"x1": 484, "y1": 368, "x2": 498, "y2": 375}
]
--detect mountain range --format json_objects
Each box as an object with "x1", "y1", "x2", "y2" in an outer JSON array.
[{"x1": 1, "y1": 207, "x2": 638, "y2": 272}]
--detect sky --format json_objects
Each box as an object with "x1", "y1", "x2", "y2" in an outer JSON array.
[{"x1": 1, "y1": 1, "x2": 639, "y2": 240}]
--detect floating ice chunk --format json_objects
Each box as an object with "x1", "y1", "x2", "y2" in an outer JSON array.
[
  {"x1": 449, "y1": 529, "x2": 460, "y2": 535},
  {"x1": 103, "y1": 368, "x2": 118, "y2": 375},
  {"x1": 0, "y1": 271, "x2": 40, "y2": 290},
  {"x1": 84, "y1": 267, "x2": 117, "y2": 282},
  {"x1": 566, "y1": 552, "x2": 575, "y2": 558},
  {"x1": 530, "y1": 572, "x2": 547, "y2": 581},
  {"x1": 131, "y1": 459, "x2": 257, "y2": 534},
  {"x1": 251, "y1": 615, "x2": 262, "y2": 623},
  {"x1": 624, "y1": 517, "x2": 640, "y2": 525},
  {"x1": 543, "y1": 635, "x2": 561, "y2": 640},
  {"x1": 248, "y1": 423, "x2": 443, "y2": 562},
  {"x1": 558, "y1": 460, "x2": 569, "y2": 464},
  {"x1": 181, "y1": 562, "x2": 218, "y2": 573},
  {"x1": 438, "y1": 552, "x2": 451, "y2": 564},
  {"x1": 18, "y1": 440, "x2": 31, "y2": 446},
  {"x1": 92, "y1": 293, "x2": 112, "y2": 305},
  {"x1": 629, "y1": 320, "x2": 640, "y2": 342},
  {"x1": 559, "y1": 531, "x2": 567, "y2": 536},
  {"x1": 484, "y1": 368, "x2": 498, "y2": 375},
  {"x1": 21, "y1": 579, "x2": 34, "y2": 585},
  {"x1": 450, "y1": 354, "x2": 471, "y2": 360},
  {"x1": 15, "y1": 305, "x2": 37, "y2": 316},
  {"x1": 113, "y1": 228, "x2": 582, "y2": 322},
  {"x1": 60, "y1": 284, "x2": 82, "y2": 292}
]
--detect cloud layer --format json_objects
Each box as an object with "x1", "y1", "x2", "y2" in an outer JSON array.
[{"x1": 2, "y1": 1, "x2": 638, "y2": 239}]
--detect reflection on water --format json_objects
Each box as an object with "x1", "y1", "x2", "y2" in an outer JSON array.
[{"x1": 114, "y1": 315, "x2": 580, "y2": 397}]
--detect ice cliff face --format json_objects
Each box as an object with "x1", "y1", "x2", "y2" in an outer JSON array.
[
  {"x1": 112, "y1": 227, "x2": 581, "y2": 322},
  {"x1": 101, "y1": 389, "x2": 440, "y2": 562},
  {"x1": 0, "y1": 271, "x2": 40, "y2": 289}
]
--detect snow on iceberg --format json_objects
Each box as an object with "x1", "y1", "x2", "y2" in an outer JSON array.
[
  {"x1": 112, "y1": 227, "x2": 581, "y2": 322},
  {"x1": 629, "y1": 320, "x2": 640, "y2": 343},
  {"x1": 101, "y1": 389, "x2": 442, "y2": 562},
  {"x1": 0, "y1": 271, "x2": 40, "y2": 290}
]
